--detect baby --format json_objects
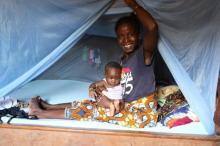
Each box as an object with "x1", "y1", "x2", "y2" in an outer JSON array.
[{"x1": 89, "y1": 61, "x2": 123, "y2": 116}]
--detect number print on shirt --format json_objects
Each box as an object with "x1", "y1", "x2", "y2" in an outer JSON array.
[{"x1": 121, "y1": 68, "x2": 133, "y2": 95}]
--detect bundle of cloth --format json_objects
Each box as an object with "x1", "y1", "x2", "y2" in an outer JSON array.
[{"x1": 156, "y1": 86, "x2": 199, "y2": 128}]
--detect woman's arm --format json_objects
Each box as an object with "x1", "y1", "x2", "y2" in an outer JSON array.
[
  {"x1": 89, "y1": 80, "x2": 107, "y2": 98},
  {"x1": 124, "y1": 0, "x2": 158, "y2": 65}
]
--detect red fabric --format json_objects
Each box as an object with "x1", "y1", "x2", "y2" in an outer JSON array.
[{"x1": 169, "y1": 116, "x2": 193, "y2": 128}]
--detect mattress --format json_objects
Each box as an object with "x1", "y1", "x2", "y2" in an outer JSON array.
[{"x1": 5, "y1": 80, "x2": 208, "y2": 135}]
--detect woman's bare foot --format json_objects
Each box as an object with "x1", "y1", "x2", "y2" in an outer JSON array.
[
  {"x1": 28, "y1": 97, "x2": 43, "y2": 117},
  {"x1": 38, "y1": 98, "x2": 53, "y2": 110}
]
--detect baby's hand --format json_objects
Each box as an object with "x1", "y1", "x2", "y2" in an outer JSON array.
[{"x1": 89, "y1": 88, "x2": 97, "y2": 98}]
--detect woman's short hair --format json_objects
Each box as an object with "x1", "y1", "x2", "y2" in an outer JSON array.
[{"x1": 115, "y1": 14, "x2": 141, "y2": 34}]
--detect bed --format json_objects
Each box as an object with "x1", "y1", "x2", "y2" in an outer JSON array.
[{"x1": 0, "y1": 80, "x2": 219, "y2": 146}]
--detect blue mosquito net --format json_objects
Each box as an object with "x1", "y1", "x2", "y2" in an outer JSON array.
[{"x1": 0, "y1": 0, "x2": 219, "y2": 135}]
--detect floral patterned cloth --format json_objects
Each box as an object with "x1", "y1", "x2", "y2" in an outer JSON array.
[
  {"x1": 65, "y1": 94, "x2": 158, "y2": 128},
  {"x1": 157, "y1": 90, "x2": 188, "y2": 121}
]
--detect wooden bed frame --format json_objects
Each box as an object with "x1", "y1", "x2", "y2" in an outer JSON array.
[{"x1": 0, "y1": 124, "x2": 219, "y2": 146}]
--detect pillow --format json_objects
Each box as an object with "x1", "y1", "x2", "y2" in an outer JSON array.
[{"x1": 156, "y1": 86, "x2": 199, "y2": 128}]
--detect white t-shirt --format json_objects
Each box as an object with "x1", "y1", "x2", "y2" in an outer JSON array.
[{"x1": 102, "y1": 79, "x2": 123, "y2": 100}]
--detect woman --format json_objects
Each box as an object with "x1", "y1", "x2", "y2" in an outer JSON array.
[{"x1": 29, "y1": 0, "x2": 158, "y2": 128}]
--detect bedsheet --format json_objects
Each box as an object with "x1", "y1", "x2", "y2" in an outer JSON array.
[{"x1": 6, "y1": 80, "x2": 208, "y2": 135}]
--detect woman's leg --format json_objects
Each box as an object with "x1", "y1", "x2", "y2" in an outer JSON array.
[
  {"x1": 94, "y1": 94, "x2": 158, "y2": 128},
  {"x1": 29, "y1": 97, "x2": 65, "y2": 119},
  {"x1": 29, "y1": 97, "x2": 96, "y2": 120},
  {"x1": 34, "y1": 96, "x2": 72, "y2": 110}
]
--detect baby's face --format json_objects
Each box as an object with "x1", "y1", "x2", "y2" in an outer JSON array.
[{"x1": 105, "y1": 68, "x2": 121, "y2": 88}]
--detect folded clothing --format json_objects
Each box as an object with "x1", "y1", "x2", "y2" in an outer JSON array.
[
  {"x1": 160, "y1": 104, "x2": 199, "y2": 128},
  {"x1": 156, "y1": 86, "x2": 199, "y2": 128},
  {"x1": 157, "y1": 89, "x2": 188, "y2": 121}
]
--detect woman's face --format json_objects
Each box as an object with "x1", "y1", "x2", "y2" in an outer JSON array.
[{"x1": 116, "y1": 23, "x2": 139, "y2": 54}]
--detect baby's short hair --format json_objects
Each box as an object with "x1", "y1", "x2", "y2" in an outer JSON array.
[{"x1": 105, "y1": 61, "x2": 122, "y2": 72}]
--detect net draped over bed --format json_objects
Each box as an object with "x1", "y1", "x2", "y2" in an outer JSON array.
[
  {"x1": 0, "y1": 0, "x2": 219, "y2": 135},
  {"x1": 0, "y1": 0, "x2": 113, "y2": 97}
]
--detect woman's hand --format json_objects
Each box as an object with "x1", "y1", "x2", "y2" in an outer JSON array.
[
  {"x1": 88, "y1": 80, "x2": 107, "y2": 99},
  {"x1": 124, "y1": 0, "x2": 139, "y2": 8},
  {"x1": 94, "y1": 80, "x2": 108, "y2": 93},
  {"x1": 89, "y1": 88, "x2": 97, "y2": 99}
]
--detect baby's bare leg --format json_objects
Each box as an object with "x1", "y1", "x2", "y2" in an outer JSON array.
[
  {"x1": 109, "y1": 102, "x2": 115, "y2": 117},
  {"x1": 113, "y1": 100, "x2": 120, "y2": 113},
  {"x1": 96, "y1": 95, "x2": 116, "y2": 116}
]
